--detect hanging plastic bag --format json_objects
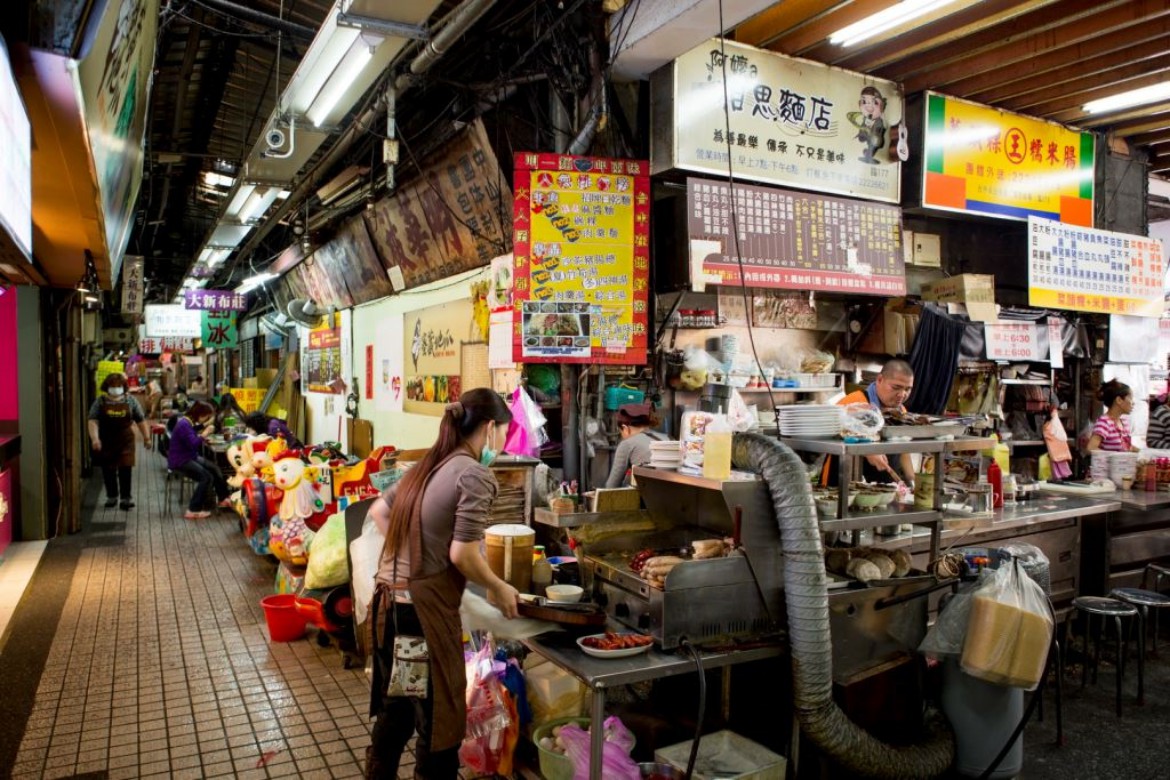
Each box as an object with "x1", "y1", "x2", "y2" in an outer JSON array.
[
  {"x1": 919, "y1": 591, "x2": 974, "y2": 660},
  {"x1": 725, "y1": 389, "x2": 755, "y2": 432},
  {"x1": 304, "y1": 512, "x2": 350, "y2": 590},
  {"x1": 349, "y1": 514, "x2": 386, "y2": 625},
  {"x1": 558, "y1": 718, "x2": 640, "y2": 780},
  {"x1": 504, "y1": 387, "x2": 548, "y2": 458},
  {"x1": 961, "y1": 560, "x2": 1054, "y2": 690},
  {"x1": 460, "y1": 642, "x2": 517, "y2": 775}
]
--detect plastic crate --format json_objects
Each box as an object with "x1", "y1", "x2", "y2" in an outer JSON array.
[
  {"x1": 655, "y1": 730, "x2": 786, "y2": 780},
  {"x1": 369, "y1": 469, "x2": 402, "y2": 493},
  {"x1": 604, "y1": 385, "x2": 645, "y2": 410}
]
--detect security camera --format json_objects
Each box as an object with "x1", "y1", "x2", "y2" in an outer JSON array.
[{"x1": 266, "y1": 127, "x2": 287, "y2": 150}]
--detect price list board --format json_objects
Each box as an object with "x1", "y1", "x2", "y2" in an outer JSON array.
[
  {"x1": 686, "y1": 178, "x2": 905, "y2": 295},
  {"x1": 1028, "y1": 216, "x2": 1165, "y2": 318},
  {"x1": 512, "y1": 153, "x2": 650, "y2": 365}
]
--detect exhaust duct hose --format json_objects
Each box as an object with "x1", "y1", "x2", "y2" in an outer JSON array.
[{"x1": 731, "y1": 433, "x2": 954, "y2": 779}]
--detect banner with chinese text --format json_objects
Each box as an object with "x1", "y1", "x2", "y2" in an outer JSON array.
[
  {"x1": 120, "y1": 256, "x2": 144, "y2": 316},
  {"x1": 1028, "y1": 216, "x2": 1165, "y2": 318},
  {"x1": 512, "y1": 154, "x2": 650, "y2": 364},
  {"x1": 658, "y1": 39, "x2": 903, "y2": 203},
  {"x1": 404, "y1": 299, "x2": 472, "y2": 416},
  {"x1": 984, "y1": 323, "x2": 1046, "y2": 362},
  {"x1": 137, "y1": 335, "x2": 195, "y2": 354},
  {"x1": 201, "y1": 310, "x2": 237, "y2": 350},
  {"x1": 364, "y1": 119, "x2": 512, "y2": 291},
  {"x1": 923, "y1": 92, "x2": 1094, "y2": 225},
  {"x1": 303, "y1": 314, "x2": 343, "y2": 394},
  {"x1": 184, "y1": 289, "x2": 247, "y2": 311},
  {"x1": 686, "y1": 178, "x2": 905, "y2": 295}
]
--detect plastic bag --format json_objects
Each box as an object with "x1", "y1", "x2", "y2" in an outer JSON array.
[
  {"x1": 303, "y1": 512, "x2": 349, "y2": 590},
  {"x1": 349, "y1": 514, "x2": 385, "y2": 625},
  {"x1": 960, "y1": 560, "x2": 1054, "y2": 690},
  {"x1": 919, "y1": 591, "x2": 973, "y2": 659},
  {"x1": 504, "y1": 387, "x2": 548, "y2": 458},
  {"x1": 798, "y1": 348, "x2": 834, "y2": 374},
  {"x1": 841, "y1": 403, "x2": 883, "y2": 439},
  {"x1": 559, "y1": 718, "x2": 640, "y2": 780},
  {"x1": 726, "y1": 389, "x2": 755, "y2": 432},
  {"x1": 460, "y1": 643, "x2": 516, "y2": 775}
]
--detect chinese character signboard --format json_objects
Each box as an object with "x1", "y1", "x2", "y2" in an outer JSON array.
[
  {"x1": 184, "y1": 289, "x2": 246, "y2": 311},
  {"x1": 144, "y1": 304, "x2": 202, "y2": 338},
  {"x1": 922, "y1": 92, "x2": 1094, "y2": 225},
  {"x1": 687, "y1": 178, "x2": 905, "y2": 295},
  {"x1": 137, "y1": 335, "x2": 195, "y2": 354},
  {"x1": 404, "y1": 299, "x2": 472, "y2": 416},
  {"x1": 303, "y1": 313, "x2": 343, "y2": 394},
  {"x1": 1028, "y1": 216, "x2": 1165, "y2": 318},
  {"x1": 364, "y1": 118, "x2": 512, "y2": 291},
  {"x1": 654, "y1": 39, "x2": 904, "y2": 203},
  {"x1": 201, "y1": 310, "x2": 237, "y2": 350},
  {"x1": 120, "y1": 255, "x2": 144, "y2": 316},
  {"x1": 512, "y1": 153, "x2": 650, "y2": 364},
  {"x1": 984, "y1": 323, "x2": 1045, "y2": 362}
]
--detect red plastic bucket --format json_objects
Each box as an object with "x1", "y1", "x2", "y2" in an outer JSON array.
[{"x1": 261, "y1": 594, "x2": 308, "y2": 642}]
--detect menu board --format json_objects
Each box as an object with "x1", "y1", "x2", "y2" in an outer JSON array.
[
  {"x1": 659, "y1": 39, "x2": 904, "y2": 203},
  {"x1": 1028, "y1": 216, "x2": 1166, "y2": 318},
  {"x1": 923, "y1": 92, "x2": 1094, "y2": 226},
  {"x1": 687, "y1": 178, "x2": 905, "y2": 295},
  {"x1": 303, "y1": 314, "x2": 343, "y2": 394},
  {"x1": 512, "y1": 153, "x2": 650, "y2": 364}
]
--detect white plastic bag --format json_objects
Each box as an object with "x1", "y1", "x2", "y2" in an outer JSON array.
[
  {"x1": 726, "y1": 389, "x2": 755, "y2": 432},
  {"x1": 961, "y1": 561, "x2": 1054, "y2": 690},
  {"x1": 349, "y1": 514, "x2": 385, "y2": 625}
]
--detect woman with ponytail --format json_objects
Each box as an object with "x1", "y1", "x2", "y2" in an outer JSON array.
[{"x1": 365, "y1": 388, "x2": 517, "y2": 780}]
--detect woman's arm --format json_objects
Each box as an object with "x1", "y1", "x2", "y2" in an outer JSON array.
[
  {"x1": 450, "y1": 541, "x2": 518, "y2": 618},
  {"x1": 1085, "y1": 433, "x2": 1102, "y2": 452},
  {"x1": 604, "y1": 437, "x2": 636, "y2": 488}
]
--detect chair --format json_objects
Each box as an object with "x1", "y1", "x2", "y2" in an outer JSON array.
[
  {"x1": 1110, "y1": 585, "x2": 1170, "y2": 700},
  {"x1": 164, "y1": 468, "x2": 196, "y2": 509},
  {"x1": 1071, "y1": 596, "x2": 1140, "y2": 716}
]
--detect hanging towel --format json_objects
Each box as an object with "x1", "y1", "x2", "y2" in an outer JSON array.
[{"x1": 907, "y1": 304, "x2": 968, "y2": 415}]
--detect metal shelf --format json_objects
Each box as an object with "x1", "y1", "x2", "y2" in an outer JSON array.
[
  {"x1": 1006, "y1": 440, "x2": 1046, "y2": 448},
  {"x1": 818, "y1": 506, "x2": 939, "y2": 533},
  {"x1": 780, "y1": 436, "x2": 993, "y2": 457}
]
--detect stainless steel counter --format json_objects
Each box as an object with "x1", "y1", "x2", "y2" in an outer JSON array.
[
  {"x1": 523, "y1": 630, "x2": 782, "y2": 780},
  {"x1": 1068, "y1": 489, "x2": 1170, "y2": 593}
]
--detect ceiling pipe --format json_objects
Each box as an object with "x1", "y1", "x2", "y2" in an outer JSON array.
[
  {"x1": 196, "y1": 0, "x2": 317, "y2": 40},
  {"x1": 226, "y1": 0, "x2": 499, "y2": 279}
]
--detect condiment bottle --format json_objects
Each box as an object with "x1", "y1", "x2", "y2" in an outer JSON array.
[
  {"x1": 531, "y1": 549, "x2": 553, "y2": 598},
  {"x1": 987, "y1": 459, "x2": 1004, "y2": 509},
  {"x1": 1146, "y1": 461, "x2": 1157, "y2": 492},
  {"x1": 702, "y1": 414, "x2": 733, "y2": 481}
]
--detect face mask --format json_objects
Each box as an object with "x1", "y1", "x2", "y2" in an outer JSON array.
[
  {"x1": 108, "y1": 387, "x2": 125, "y2": 397},
  {"x1": 479, "y1": 423, "x2": 499, "y2": 466}
]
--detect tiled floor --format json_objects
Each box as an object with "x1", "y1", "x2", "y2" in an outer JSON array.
[{"x1": 7, "y1": 447, "x2": 385, "y2": 779}]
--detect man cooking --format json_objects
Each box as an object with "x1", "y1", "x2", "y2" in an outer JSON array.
[{"x1": 824, "y1": 359, "x2": 917, "y2": 488}]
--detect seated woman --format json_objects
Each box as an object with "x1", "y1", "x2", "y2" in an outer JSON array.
[
  {"x1": 605, "y1": 403, "x2": 670, "y2": 487},
  {"x1": 216, "y1": 392, "x2": 248, "y2": 430},
  {"x1": 168, "y1": 400, "x2": 231, "y2": 520},
  {"x1": 244, "y1": 411, "x2": 303, "y2": 450}
]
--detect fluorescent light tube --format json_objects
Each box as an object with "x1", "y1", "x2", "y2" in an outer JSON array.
[
  {"x1": 306, "y1": 39, "x2": 378, "y2": 127},
  {"x1": 294, "y1": 24, "x2": 360, "y2": 115},
  {"x1": 830, "y1": 0, "x2": 964, "y2": 48},
  {"x1": 225, "y1": 183, "x2": 257, "y2": 219},
  {"x1": 237, "y1": 187, "x2": 281, "y2": 223},
  {"x1": 1084, "y1": 82, "x2": 1170, "y2": 114},
  {"x1": 235, "y1": 272, "x2": 278, "y2": 293}
]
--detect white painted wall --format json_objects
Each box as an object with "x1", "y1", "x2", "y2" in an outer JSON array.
[{"x1": 350, "y1": 267, "x2": 491, "y2": 450}]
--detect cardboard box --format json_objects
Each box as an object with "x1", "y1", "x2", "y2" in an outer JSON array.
[{"x1": 921, "y1": 274, "x2": 997, "y2": 321}]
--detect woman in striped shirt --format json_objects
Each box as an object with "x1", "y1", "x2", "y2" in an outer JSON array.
[{"x1": 1086, "y1": 379, "x2": 1139, "y2": 453}]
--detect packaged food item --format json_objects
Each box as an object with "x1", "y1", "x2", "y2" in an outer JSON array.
[{"x1": 961, "y1": 562, "x2": 1053, "y2": 689}]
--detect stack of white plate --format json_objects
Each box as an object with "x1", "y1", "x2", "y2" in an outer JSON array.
[
  {"x1": 777, "y1": 404, "x2": 843, "y2": 438},
  {"x1": 648, "y1": 440, "x2": 682, "y2": 468}
]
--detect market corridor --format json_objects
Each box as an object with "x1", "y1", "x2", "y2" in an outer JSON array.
[{"x1": 0, "y1": 446, "x2": 379, "y2": 779}]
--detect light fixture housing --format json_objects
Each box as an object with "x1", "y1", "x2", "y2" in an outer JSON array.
[
  {"x1": 829, "y1": 0, "x2": 964, "y2": 48},
  {"x1": 235, "y1": 271, "x2": 279, "y2": 294},
  {"x1": 306, "y1": 35, "x2": 382, "y2": 127},
  {"x1": 1083, "y1": 82, "x2": 1170, "y2": 114}
]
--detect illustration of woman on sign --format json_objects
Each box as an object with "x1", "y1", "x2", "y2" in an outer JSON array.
[{"x1": 853, "y1": 86, "x2": 887, "y2": 164}]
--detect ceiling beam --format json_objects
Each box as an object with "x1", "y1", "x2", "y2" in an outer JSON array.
[
  {"x1": 1004, "y1": 54, "x2": 1170, "y2": 114},
  {"x1": 961, "y1": 29, "x2": 1170, "y2": 104},
  {"x1": 734, "y1": 0, "x2": 849, "y2": 50},
  {"x1": 1108, "y1": 112, "x2": 1170, "y2": 136},
  {"x1": 892, "y1": 0, "x2": 1163, "y2": 92},
  {"x1": 763, "y1": 0, "x2": 896, "y2": 56},
  {"x1": 818, "y1": 0, "x2": 1058, "y2": 72},
  {"x1": 1127, "y1": 130, "x2": 1170, "y2": 147}
]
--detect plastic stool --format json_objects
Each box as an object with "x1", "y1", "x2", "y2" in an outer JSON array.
[{"x1": 1072, "y1": 596, "x2": 1139, "y2": 717}]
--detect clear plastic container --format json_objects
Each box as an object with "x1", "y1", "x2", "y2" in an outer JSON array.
[{"x1": 702, "y1": 415, "x2": 733, "y2": 481}]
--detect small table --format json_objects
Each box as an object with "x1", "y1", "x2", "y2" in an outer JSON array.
[{"x1": 523, "y1": 631, "x2": 783, "y2": 780}]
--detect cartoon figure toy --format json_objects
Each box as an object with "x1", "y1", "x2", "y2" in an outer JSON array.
[
  {"x1": 225, "y1": 436, "x2": 257, "y2": 488},
  {"x1": 272, "y1": 452, "x2": 327, "y2": 521}
]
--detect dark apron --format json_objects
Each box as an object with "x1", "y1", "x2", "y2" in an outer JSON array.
[
  {"x1": 370, "y1": 451, "x2": 476, "y2": 753},
  {"x1": 97, "y1": 397, "x2": 137, "y2": 468}
]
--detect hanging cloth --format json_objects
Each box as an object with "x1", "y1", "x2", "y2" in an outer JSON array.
[{"x1": 907, "y1": 304, "x2": 968, "y2": 415}]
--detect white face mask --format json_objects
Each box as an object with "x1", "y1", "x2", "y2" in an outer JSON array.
[{"x1": 108, "y1": 387, "x2": 125, "y2": 397}]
